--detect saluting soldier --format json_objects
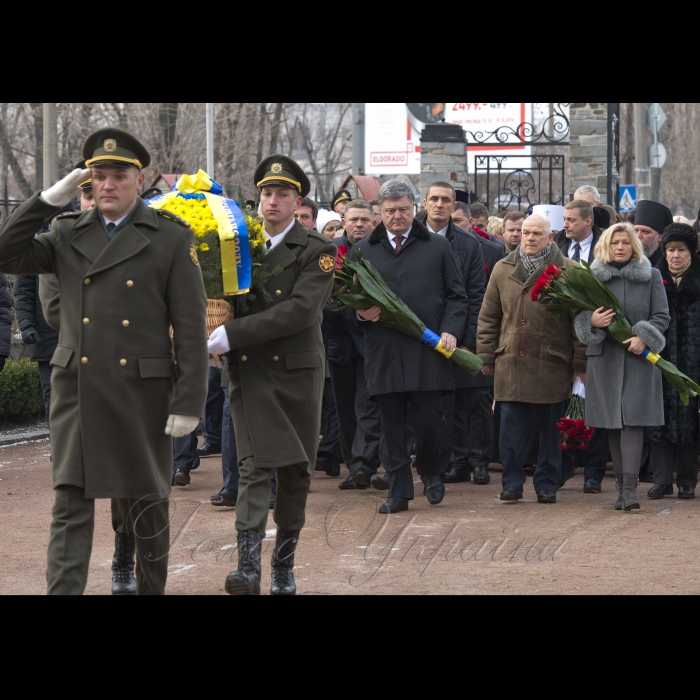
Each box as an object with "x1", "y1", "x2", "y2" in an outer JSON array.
[
  {"x1": 208, "y1": 155, "x2": 336, "y2": 596},
  {"x1": 0, "y1": 127, "x2": 208, "y2": 595}
]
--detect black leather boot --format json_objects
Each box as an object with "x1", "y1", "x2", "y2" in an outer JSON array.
[
  {"x1": 225, "y1": 531, "x2": 262, "y2": 595},
  {"x1": 270, "y1": 530, "x2": 299, "y2": 596},
  {"x1": 111, "y1": 533, "x2": 136, "y2": 595},
  {"x1": 622, "y1": 475, "x2": 640, "y2": 511},
  {"x1": 444, "y1": 464, "x2": 470, "y2": 483}
]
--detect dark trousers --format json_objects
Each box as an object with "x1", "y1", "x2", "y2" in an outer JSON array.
[
  {"x1": 38, "y1": 360, "x2": 52, "y2": 422},
  {"x1": 450, "y1": 387, "x2": 494, "y2": 471},
  {"x1": 221, "y1": 386, "x2": 239, "y2": 494},
  {"x1": 317, "y1": 376, "x2": 342, "y2": 462},
  {"x1": 500, "y1": 401, "x2": 566, "y2": 493},
  {"x1": 329, "y1": 351, "x2": 382, "y2": 474},
  {"x1": 561, "y1": 426, "x2": 609, "y2": 481},
  {"x1": 651, "y1": 442, "x2": 700, "y2": 488},
  {"x1": 173, "y1": 431, "x2": 198, "y2": 476},
  {"x1": 203, "y1": 366, "x2": 224, "y2": 449},
  {"x1": 376, "y1": 390, "x2": 445, "y2": 500},
  {"x1": 46, "y1": 486, "x2": 170, "y2": 595}
]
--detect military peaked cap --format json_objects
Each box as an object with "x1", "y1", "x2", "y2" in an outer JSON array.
[
  {"x1": 83, "y1": 127, "x2": 151, "y2": 170},
  {"x1": 75, "y1": 159, "x2": 92, "y2": 190},
  {"x1": 332, "y1": 189, "x2": 352, "y2": 209},
  {"x1": 255, "y1": 154, "x2": 310, "y2": 197}
]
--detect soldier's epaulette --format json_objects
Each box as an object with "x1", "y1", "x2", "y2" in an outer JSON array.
[
  {"x1": 55, "y1": 211, "x2": 82, "y2": 220},
  {"x1": 156, "y1": 209, "x2": 190, "y2": 228}
]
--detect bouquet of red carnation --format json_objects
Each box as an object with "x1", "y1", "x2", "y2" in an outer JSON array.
[
  {"x1": 532, "y1": 261, "x2": 700, "y2": 407},
  {"x1": 557, "y1": 379, "x2": 594, "y2": 451},
  {"x1": 335, "y1": 245, "x2": 348, "y2": 271}
]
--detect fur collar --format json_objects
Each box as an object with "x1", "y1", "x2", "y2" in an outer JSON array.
[
  {"x1": 590, "y1": 256, "x2": 652, "y2": 283},
  {"x1": 658, "y1": 254, "x2": 700, "y2": 298},
  {"x1": 369, "y1": 218, "x2": 431, "y2": 244}
]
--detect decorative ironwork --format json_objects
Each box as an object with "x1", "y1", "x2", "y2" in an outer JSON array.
[
  {"x1": 607, "y1": 103, "x2": 621, "y2": 211},
  {"x1": 473, "y1": 154, "x2": 566, "y2": 213},
  {"x1": 464, "y1": 103, "x2": 570, "y2": 146}
]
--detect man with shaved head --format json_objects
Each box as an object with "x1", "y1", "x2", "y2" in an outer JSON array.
[{"x1": 477, "y1": 214, "x2": 587, "y2": 504}]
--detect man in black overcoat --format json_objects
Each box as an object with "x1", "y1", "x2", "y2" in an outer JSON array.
[{"x1": 351, "y1": 180, "x2": 468, "y2": 513}]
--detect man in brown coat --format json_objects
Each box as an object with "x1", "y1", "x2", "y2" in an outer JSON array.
[
  {"x1": 0, "y1": 128, "x2": 209, "y2": 594},
  {"x1": 207, "y1": 155, "x2": 336, "y2": 596},
  {"x1": 477, "y1": 214, "x2": 587, "y2": 503}
]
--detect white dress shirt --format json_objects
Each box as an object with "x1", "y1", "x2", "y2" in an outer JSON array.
[
  {"x1": 426, "y1": 222, "x2": 449, "y2": 237},
  {"x1": 102, "y1": 212, "x2": 130, "y2": 227},
  {"x1": 264, "y1": 217, "x2": 297, "y2": 253},
  {"x1": 573, "y1": 232, "x2": 594, "y2": 263},
  {"x1": 387, "y1": 226, "x2": 413, "y2": 249}
]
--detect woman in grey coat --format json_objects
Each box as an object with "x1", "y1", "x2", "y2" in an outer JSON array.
[{"x1": 574, "y1": 222, "x2": 670, "y2": 510}]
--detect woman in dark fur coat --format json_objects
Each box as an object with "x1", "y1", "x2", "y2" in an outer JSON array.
[
  {"x1": 0, "y1": 273, "x2": 13, "y2": 372},
  {"x1": 574, "y1": 223, "x2": 670, "y2": 511},
  {"x1": 646, "y1": 224, "x2": 700, "y2": 499}
]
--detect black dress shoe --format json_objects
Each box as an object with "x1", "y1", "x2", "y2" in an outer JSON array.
[
  {"x1": 678, "y1": 485, "x2": 695, "y2": 499},
  {"x1": 338, "y1": 473, "x2": 366, "y2": 490},
  {"x1": 173, "y1": 469, "x2": 190, "y2": 486},
  {"x1": 424, "y1": 476, "x2": 445, "y2": 505},
  {"x1": 378, "y1": 497, "x2": 409, "y2": 514},
  {"x1": 558, "y1": 468, "x2": 576, "y2": 488},
  {"x1": 444, "y1": 464, "x2": 470, "y2": 483},
  {"x1": 537, "y1": 490, "x2": 557, "y2": 504},
  {"x1": 473, "y1": 466, "x2": 490, "y2": 485},
  {"x1": 197, "y1": 443, "x2": 221, "y2": 457},
  {"x1": 189, "y1": 454, "x2": 201, "y2": 471},
  {"x1": 647, "y1": 483, "x2": 673, "y2": 499},
  {"x1": 211, "y1": 489, "x2": 238, "y2": 507},
  {"x1": 583, "y1": 478, "x2": 601, "y2": 494},
  {"x1": 500, "y1": 488, "x2": 523, "y2": 501},
  {"x1": 323, "y1": 459, "x2": 341, "y2": 477},
  {"x1": 354, "y1": 468, "x2": 372, "y2": 488},
  {"x1": 371, "y1": 474, "x2": 389, "y2": 491}
]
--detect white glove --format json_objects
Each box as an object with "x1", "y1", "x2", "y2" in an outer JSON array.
[
  {"x1": 41, "y1": 169, "x2": 91, "y2": 208},
  {"x1": 208, "y1": 325, "x2": 231, "y2": 355},
  {"x1": 165, "y1": 414, "x2": 200, "y2": 438}
]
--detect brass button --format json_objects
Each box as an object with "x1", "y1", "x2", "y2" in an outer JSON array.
[
  {"x1": 81, "y1": 357, "x2": 89, "y2": 364},
  {"x1": 522, "y1": 289, "x2": 527, "y2": 296},
  {"x1": 120, "y1": 359, "x2": 127, "y2": 366},
  {"x1": 273, "y1": 356, "x2": 279, "y2": 362},
  {"x1": 519, "y1": 351, "x2": 525, "y2": 357},
  {"x1": 84, "y1": 278, "x2": 91, "y2": 285},
  {"x1": 241, "y1": 355, "x2": 248, "y2": 362},
  {"x1": 83, "y1": 318, "x2": 90, "y2": 325},
  {"x1": 122, "y1": 320, "x2": 130, "y2": 327},
  {"x1": 126, "y1": 280, "x2": 134, "y2": 287},
  {"x1": 520, "y1": 320, "x2": 526, "y2": 325},
  {"x1": 275, "y1": 290, "x2": 282, "y2": 296}
]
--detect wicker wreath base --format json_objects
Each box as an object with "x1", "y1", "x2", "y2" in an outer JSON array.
[{"x1": 206, "y1": 298, "x2": 235, "y2": 337}]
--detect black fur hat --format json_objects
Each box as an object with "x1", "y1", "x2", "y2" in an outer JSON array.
[{"x1": 662, "y1": 223, "x2": 698, "y2": 253}]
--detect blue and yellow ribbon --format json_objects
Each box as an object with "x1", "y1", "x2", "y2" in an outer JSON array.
[
  {"x1": 148, "y1": 170, "x2": 251, "y2": 296},
  {"x1": 642, "y1": 348, "x2": 661, "y2": 365},
  {"x1": 420, "y1": 328, "x2": 455, "y2": 359}
]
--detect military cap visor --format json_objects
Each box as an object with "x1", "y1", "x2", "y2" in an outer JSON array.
[
  {"x1": 75, "y1": 160, "x2": 92, "y2": 190},
  {"x1": 255, "y1": 154, "x2": 310, "y2": 198},
  {"x1": 83, "y1": 127, "x2": 151, "y2": 171},
  {"x1": 332, "y1": 189, "x2": 351, "y2": 207}
]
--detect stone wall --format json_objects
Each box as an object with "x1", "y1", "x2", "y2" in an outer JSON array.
[
  {"x1": 569, "y1": 103, "x2": 609, "y2": 203},
  {"x1": 419, "y1": 124, "x2": 468, "y2": 204}
]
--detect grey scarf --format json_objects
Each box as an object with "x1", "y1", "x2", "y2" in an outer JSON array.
[{"x1": 520, "y1": 244, "x2": 552, "y2": 275}]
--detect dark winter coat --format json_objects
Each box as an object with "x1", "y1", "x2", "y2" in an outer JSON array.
[
  {"x1": 351, "y1": 219, "x2": 468, "y2": 397},
  {"x1": 14, "y1": 274, "x2": 59, "y2": 361},
  {"x1": 0, "y1": 194, "x2": 209, "y2": 500},
  {"x1": 574, "y1": 256, "x2": 670, "y2": 429},
  {"x1": 0, "y1": 273, "x2": 12, "y2": 359},
  {"x1": 474, "y1": 230, "x2": 506, "y2": 285},
  {"x1": 646, "y1": 256, "x2": 700, "y2": 444}
]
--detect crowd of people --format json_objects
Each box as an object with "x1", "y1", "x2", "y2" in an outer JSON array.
[{"x1": 1, "y1": 123, "x2": 698, "y2": 596}]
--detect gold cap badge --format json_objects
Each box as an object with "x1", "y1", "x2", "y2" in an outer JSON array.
[
  {"x1": 104, "y1": 139, "x2": 118, "y2": 153},
  {"x1": 271, "y1": 163, "x2": 283, "y2": 174}
]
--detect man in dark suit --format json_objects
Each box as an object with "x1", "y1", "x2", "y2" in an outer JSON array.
[
  {"x1": 553, "y1": 199, "x2": 609, "y2": 494},
  {"x1": 328, "y1": 200, "x2": 383, "y2": 489},
  {"x1": 452, "y1": 202, "x2": 505, "y2": 282},
  {"x1": 351, "y1": 180, "x2": 467, "y2": 513}
]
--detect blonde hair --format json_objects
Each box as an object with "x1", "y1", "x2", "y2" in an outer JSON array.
[
  {"x1": 594, "y1": 222, "x2": 644, "y2": 263},
  {"x1": 487, "y1": 216, "x2": 504, "y2": 239}
]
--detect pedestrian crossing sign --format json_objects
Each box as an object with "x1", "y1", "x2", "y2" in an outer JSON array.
[{"x1": 619, "y1": 186, "x2": 637, "y2": 213}]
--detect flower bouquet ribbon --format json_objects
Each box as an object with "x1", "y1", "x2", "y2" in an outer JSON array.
[
  {"x1": 532, "y1": 261, "x2": 700, "y2": 406},
  {"x1": 148, "y1": 170, "x2": 252, "y2": 295},
  {"x1": 331, "y1": 250, "x2": 483, "y2": 376}
]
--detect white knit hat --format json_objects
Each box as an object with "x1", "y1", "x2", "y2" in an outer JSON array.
[{"x1": 316, "y1": 209, "x2": 342, "y2": 235}]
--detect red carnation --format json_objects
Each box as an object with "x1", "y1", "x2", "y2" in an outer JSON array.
[
  {"x1": 335, "y1": 245, "x2": 348, "y2": 272},
  {"x1": 663, "y1": 279, "x2": 669, "y2": 286},
  {"x1": 558, "y1": 444, "x2": 572, "y2": 451},
  {"x1": 473, "y1": 227, "x2": 490, "y2": 240},
  {"x1": 484, "y1": 264, "x2": 489, "y2": 272}
]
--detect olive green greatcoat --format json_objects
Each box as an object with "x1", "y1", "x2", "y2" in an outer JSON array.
[
  {"x1": 0, "y1": 194, "x2": 208, "y2": 499},
  {"x1": 476, "y1": 244, "x2": 587, "y2": 404},
  {"x1": 224, "y1": 220, "x2": 336, "y2": 473}
]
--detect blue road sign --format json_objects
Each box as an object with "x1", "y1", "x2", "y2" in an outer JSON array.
[{"x1": 619, "y1": 185, "x2": 637, "y2": 213}]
